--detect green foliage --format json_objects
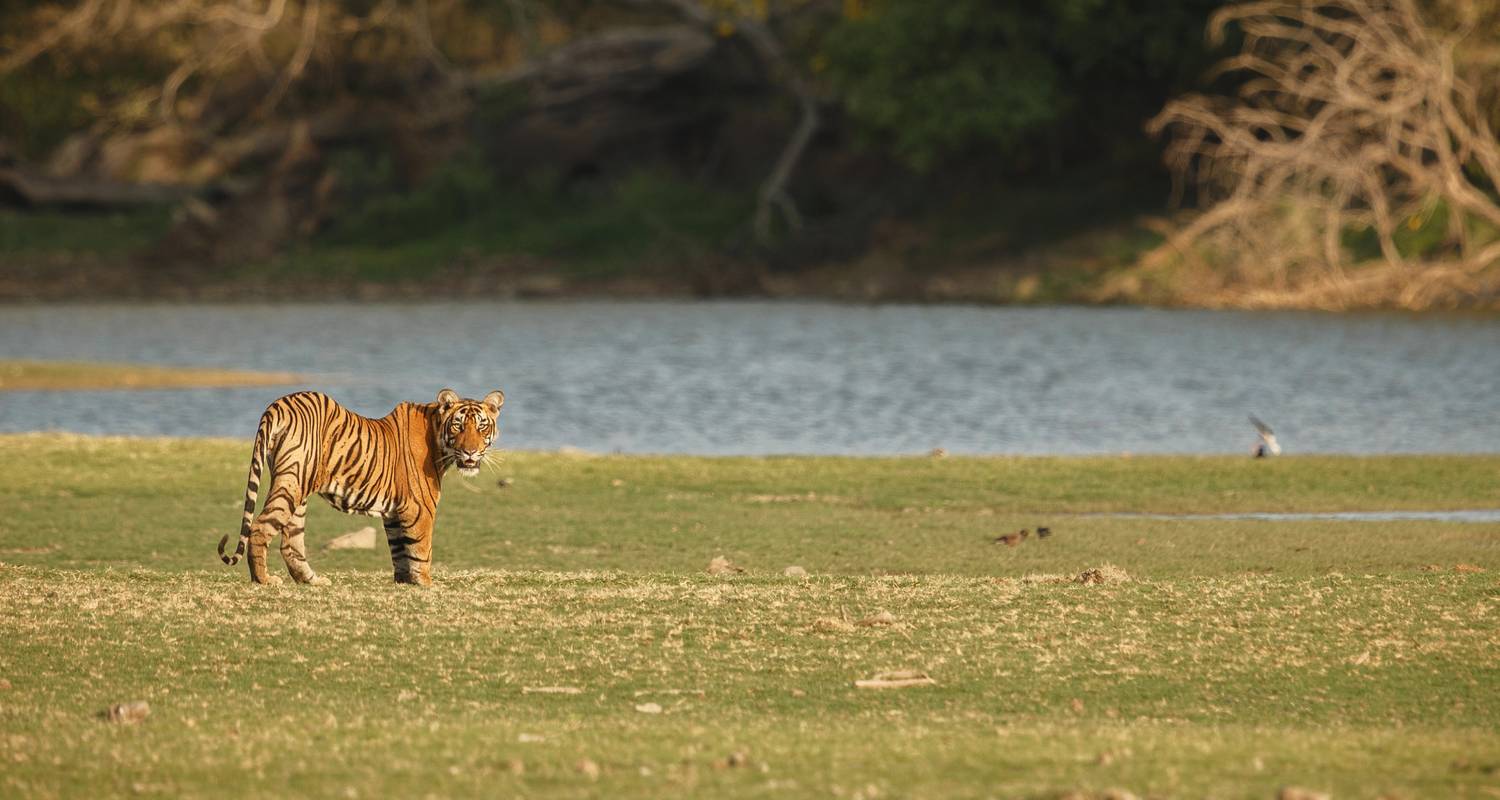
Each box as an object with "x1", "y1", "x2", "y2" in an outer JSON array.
[
  {"x1": 822, "y1": 0, "x2": 1221, "y2": 171},
  {"x1": 824, "y1": 5, "x2": 1061, "y2": 171},
  {"x1": 0, "y1": 10, "x2": 175, "y2": 160},
  {"x1": 303, "y1": 152, "x2": 751, "y2": 279},
  {"x1": 0, "y1": 72, "x2": 95, "y2": 160},
  {"x1": 1339, "y1": 198, "x2": 1500, "y2": 264},
  {"x1": 325, "y1": 150, "x2": 499, "y2": 247},
  {"x1": 0, "y1": 208, "x2": 171, "y2": 255}
]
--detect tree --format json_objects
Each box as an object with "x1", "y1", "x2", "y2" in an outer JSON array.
[
  {"x1": 1144, "y1": 0, "x2": 1500, "y2": 309},
  {"x1": 821, "y1": 0, "x2": 1220, "y2": 172}
]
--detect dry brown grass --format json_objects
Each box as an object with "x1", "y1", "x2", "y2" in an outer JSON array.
[{"x1": 0, "y1": 565, "x2": 1495, "y2": 798}]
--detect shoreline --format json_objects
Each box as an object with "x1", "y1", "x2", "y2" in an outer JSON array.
[
  {"x1": 5, "y1": 224, "x2": 1498, "y2": 311},
  {"x1": 1, "y1": 281, "x2": 1495, "y2": 314},
  {"x1": 4, "y1": 430, "x2": 1500, "y2": 462}
]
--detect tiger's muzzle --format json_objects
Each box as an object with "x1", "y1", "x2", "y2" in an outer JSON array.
[{"x1": 456, "y1": 450, "x2": 483, "y2": 476}]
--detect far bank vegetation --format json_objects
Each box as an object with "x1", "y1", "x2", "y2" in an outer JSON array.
[
  {"x1": 1110, "y1": 0, "x2": 1500, "y2": 310},
  {"x1": 1, "y1": 0, "x2": 1496, "y2": 310}
]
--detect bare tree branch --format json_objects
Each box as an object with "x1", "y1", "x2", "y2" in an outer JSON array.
[{"x1": 1144, "y1": 0, "x2": 1500, "y2": 308}]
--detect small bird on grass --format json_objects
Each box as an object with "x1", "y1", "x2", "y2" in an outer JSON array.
[
  {"x1": 1036, "y1": 526, "x2": 1052, "y2": 539},
  {"x1": 994, "y1": 529, "x2": 1029, "y2": 547},
  {"x1": 1249, "y1": 415, "x2": 1282, "y2": 458}
]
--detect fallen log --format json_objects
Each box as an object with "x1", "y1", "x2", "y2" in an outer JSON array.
[{"x1": 0, "y1": 165, "x2": 194, "y2": 210}]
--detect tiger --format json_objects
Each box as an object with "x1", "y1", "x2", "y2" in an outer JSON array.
[{"x1": 218, "y1": 388, "x2": 504, "y2": 586}]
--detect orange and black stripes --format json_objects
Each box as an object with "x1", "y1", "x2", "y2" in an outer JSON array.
[{"x1": 218, "y1": 388, "x2": 504, "y2": 586}]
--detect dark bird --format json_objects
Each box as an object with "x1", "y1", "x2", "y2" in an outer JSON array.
[
  {"x1": 1249, "y1": 415, "x2": 1282, "y2": 457},
  {"x1": 1036, "y1": 526, "x2": 1052, "y2": 539}
]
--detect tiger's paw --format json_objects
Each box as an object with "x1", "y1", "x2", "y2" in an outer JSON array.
[
  {"x1": 307, "y1": 575, "x2": 331, "y2": 586},
  {"x1": 252, "y1": 575, "x2": 284, "y2": 586}
]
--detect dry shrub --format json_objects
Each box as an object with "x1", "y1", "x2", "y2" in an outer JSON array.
[{"x1": 1120, "y1": 0, "x2": 1500, "y2": 310}]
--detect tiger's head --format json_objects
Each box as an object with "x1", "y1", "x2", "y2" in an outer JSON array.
[{"x1": 434, "y1": 388, "x2": 505, "y2": 477}]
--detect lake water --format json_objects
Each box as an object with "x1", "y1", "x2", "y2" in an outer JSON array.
[{"x1": 1, "y1": 302, "x2": 1498, "y2": 455}]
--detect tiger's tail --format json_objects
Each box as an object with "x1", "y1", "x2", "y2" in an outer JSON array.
[{"x1": 220, "y1": 420, "x2": 269, "y2": 566}]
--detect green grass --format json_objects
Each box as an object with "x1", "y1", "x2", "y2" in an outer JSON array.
[
  {"x1": 1, "y1": 434, "x2": 1497, "y2": 798},
  {"x1": 261, "y1": 163, "x2": 752, "y2": 283}
]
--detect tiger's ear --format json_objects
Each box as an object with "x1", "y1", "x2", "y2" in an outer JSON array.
[
  {"x1": 483, "y1": 389, "x2": 505, "y2": 413},
  {"x1": 436, "y1": 388, "x2": 461, "y2": 406}
]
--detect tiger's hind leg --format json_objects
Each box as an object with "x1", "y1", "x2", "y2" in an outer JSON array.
[
  {"x1": 247, "y1": 514, "x2": 284, "y2": 585},
  {"x1": 247, "y1": 474, "x2": 305, "y2": 585},
  {"x1": 279, "y1": 501, "x2": 328, "y2": 586}
]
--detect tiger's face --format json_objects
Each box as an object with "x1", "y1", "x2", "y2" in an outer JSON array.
[{"x1": 434, "y1": 388, "x2": 505, "y2": 477}]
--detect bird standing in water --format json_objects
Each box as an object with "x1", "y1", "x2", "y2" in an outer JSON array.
[{"x1": 1249, "y1": 415, "x2": 1282, "y2": 457}]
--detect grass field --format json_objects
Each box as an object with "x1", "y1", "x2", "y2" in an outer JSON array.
[{"x1": 1, "y1": 434, "x2": 1497, "y2": 798}]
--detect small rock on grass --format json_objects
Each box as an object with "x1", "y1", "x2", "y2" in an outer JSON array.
[
  {"x1": 854, "y1": 670, "x2": 935, "y2": 689},
  {"x1": 782, "y1": 565, "x2": 808, "y2": 578},
  {"x1": 1277, "y1": 788, "x2": 1331, "y2": 800},
  {"x1": 101, "y1": 700, "x2": 150, "y2": 724},
  {"x1": 713, "y1": 751, "x2": 750, "y2": 769},
  {"x1": 324, "y1": 527, "x2": 377, "y2": 551},
  {"x1": 706, "y1": 555, "x2": 744, "y2": 575},
  {"x1": 1059, "y1": 790, "x2": 1139, "y2": 800}
]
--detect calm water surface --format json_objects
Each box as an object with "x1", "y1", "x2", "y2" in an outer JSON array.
[{"x1": 1, "y1": 302, "x2": 1497, "y2": 455}]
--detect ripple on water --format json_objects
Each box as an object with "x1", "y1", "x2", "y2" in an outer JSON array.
[{"x1": 1, "y1": 302, "x2": 1498, "y2": 455}]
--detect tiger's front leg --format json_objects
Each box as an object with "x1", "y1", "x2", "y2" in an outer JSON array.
[{"x1": 384, "y1": 512, "x2": 435, "y2": 586}]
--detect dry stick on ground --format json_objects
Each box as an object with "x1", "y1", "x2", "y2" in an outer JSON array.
[{"x1": 1144, "y1": 0, "x2": 1500, "y2": 310}]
